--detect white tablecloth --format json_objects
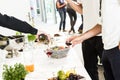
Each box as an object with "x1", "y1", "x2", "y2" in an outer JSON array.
[{"x1": 0, "y1": 44, "x2": 91, "y2": 80}]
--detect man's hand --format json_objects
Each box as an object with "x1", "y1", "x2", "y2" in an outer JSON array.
[
  {"x1": 66, "y1": 35, "x2": 77, "y2": 43},
  {"x1": 66, "y1": 35, "x2": 84, "y2": 47}
]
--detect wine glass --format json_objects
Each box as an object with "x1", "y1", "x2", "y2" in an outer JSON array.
[{"x1": 46, "y1": 51, "x2": 53, "y2": 57}]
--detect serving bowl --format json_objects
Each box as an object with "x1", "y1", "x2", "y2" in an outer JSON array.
[{"x1": 46, "y1": 46, "x2": 70, "y2": 59}]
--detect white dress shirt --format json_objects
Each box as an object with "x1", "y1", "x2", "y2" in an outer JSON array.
[
  {"x1": 102, "y1": 0, "x2": 120, "y2": 49},
  {"x1": 79, "y1": 0, "x2": 100, "y2": 33}
]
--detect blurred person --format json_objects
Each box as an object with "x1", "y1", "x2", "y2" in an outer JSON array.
[
  {"x1": 0, "y1": 13, "x2": 49, "y2": 40},
  {"x1": 66, "y1": 0, "x2": 120, "y2": 80},
  {"x1": 65, "y1": 0, "x2": 103, "y2": 80},
  {"x1": 78, "y1": 14, "x2": 83, "y2": 34},
  {"x1": 56, "y1": 0, "x2": 67, "y2": 32},
  {"x1": 66, "y1": 0, "x2": 77, "y2": 34}
]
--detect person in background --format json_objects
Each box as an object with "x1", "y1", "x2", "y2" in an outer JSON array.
[
  {"x1": 0, "y1": 13, "x2": 49, "y2": 39},
  {"x1": 56, "y1": 0, "x2": 67, "y2": 32},
  {"x1": 65, "y1": 0, "x2": 104, "y2": 80},
  {"x1": 78, "y1": 14, "x2": 83, "y2": 34},
  {"x1": 67, "y1": 0, "x2": 120, "y2": 80},
  {"x1": 66, "y1": 0, "x2": 77, "y2": 34}
]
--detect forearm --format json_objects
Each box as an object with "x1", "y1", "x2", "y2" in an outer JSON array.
[
  {"x1": 0, "y1": 13, "x2": 38, "y2": 35},
  {"x1": 79, "y1": 24, "x2": 102, "y2": 41},
  {"x1": 66, "y1": 0, "x2": 83, "y2": 14}
]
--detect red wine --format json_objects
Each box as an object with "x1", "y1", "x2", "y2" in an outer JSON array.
[{"x1": 46, "y1": 51, "x2": 52, "y2": 57}]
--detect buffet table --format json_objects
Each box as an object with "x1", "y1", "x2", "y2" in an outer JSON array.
[{"x1": 0, "y1": 43, "x2": 91, "y2": 80}]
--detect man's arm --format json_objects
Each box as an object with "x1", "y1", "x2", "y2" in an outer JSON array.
[
  {"x1": 0, "y1": 13, "x2": 37, "y2": 35},
  {"x1": 66, "y1": 0, "x2": 83, "y2": 14},
  {"x1": 0, "y1": 13, "x2": 50, "y2": 42},
  {"x1": 79, "y1": 24, "x2": 102, "y2": 41},
  {"x1": 67, "y1": 24, "x2": 102, "y2": 46}
]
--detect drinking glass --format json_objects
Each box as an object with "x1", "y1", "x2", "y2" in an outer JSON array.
[{"x1": 23, "y1": 42, "x2": 34, "y2": 72}]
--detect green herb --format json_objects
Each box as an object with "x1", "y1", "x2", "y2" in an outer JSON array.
[
  {"x1": 2, "y1": 63, "x2": 28, "y2": 80},
  {"x1": 27, "y1": 34, "x2": 36, "y2": 42}
]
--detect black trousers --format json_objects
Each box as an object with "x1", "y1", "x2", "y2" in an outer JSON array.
[
  {"x1": 82, "y1": 36, "x2": 103, "y2": 80},
  {"x1": 102, "y1": 46, "x2": 120, "y2": 80},
  {"x1": 67, "y1": 8, "x2": 77, "y2": 33},
  {"x1": 78, "y1": 15, "x2": 83, "y2": 30}
]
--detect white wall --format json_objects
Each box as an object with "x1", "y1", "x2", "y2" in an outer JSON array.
[{"x1": 0, "y1": 0, "x2": 30, "y2": 36}]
